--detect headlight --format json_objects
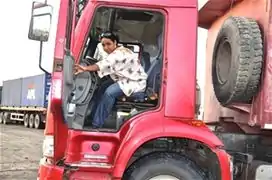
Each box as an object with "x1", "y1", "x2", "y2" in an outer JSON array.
[{"x1": 42, "y1": 135, "x2": 54, "y2": 157}]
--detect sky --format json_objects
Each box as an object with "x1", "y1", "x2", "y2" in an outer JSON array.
[
  {"x1": 0, "y1": 0, "x2": 208, "y2": 97},
  {"x1": 0, "y1": 0, "x2": 59, "y2": 86}
]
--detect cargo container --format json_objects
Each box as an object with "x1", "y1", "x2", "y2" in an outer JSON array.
[
  {"x1": 1, "y1": 78, "x2": 23, "y2": 106},
  {"x1": 0, "y1": 73, "x2": 51, "y2": 129}
]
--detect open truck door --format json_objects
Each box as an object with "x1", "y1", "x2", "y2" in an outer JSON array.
[{"x1": 28, "y1": 0, "x2": 76, "y2": 163}]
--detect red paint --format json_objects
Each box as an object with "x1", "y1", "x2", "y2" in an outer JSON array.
[
  {"x1": 38, "y1": 163, "x2": 64, "y2": 180},
  {"x1": 214, "y1": 149, "x2": 232, "y2": 180},
  {"x1": 48, "y1": 0, "x2": 69, "y2": 163},
  {"x1": 38, "y1": 0, "x2": 232, "y2": 179},
  {"x1": 164, "y1": 7, "x2": 197, "y2": 118},
  {"x1": 69, "y1": 171, "x2": 113, "y2": 180}
]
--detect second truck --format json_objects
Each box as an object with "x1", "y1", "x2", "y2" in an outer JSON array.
[{"x1": 0, "y1": 73, "x2": 51, "y2": 129}]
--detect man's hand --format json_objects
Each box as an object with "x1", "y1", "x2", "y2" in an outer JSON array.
[{"x1": 74, "y1": 64, "x2": 87, "y2": 75}]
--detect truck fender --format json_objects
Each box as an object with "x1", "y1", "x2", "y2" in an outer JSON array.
[{"x1": 112, "y1": 116, "x2": 224, "y2": 178}]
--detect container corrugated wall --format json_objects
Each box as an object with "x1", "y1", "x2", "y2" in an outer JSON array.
[
  {"x1": 1, "y1": 73, "x2": 51, "y2": 108},
  {"x1": 21, "y1": 74, "x2": 47, "y2": 107},
  {"x1": 1, "y1": 78, "x2": 23, "y2": 106}
]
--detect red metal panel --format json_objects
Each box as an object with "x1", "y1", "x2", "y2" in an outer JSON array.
[
  {"x1": 94, "y1": 0, "x2": 196, "y2": 8},
  {"x1": 53, "y1": 0, "x2": 67, "y2": 60},
  {"x1": 38, "y1": 164, "x2": 64, "y2": 180},
  {"x1": 47, "y1": 0, "x2": 70, "y2": 164},
  {"x1": 164, "y1": 7, "x2": 197, "y2": 118}
]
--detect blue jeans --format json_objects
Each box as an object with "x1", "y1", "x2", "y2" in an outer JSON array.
[{"x1": 92, "y1": 81, "x2": 124, "y2": 128}]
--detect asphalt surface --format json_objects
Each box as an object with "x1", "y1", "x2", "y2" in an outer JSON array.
[{"x1": 0, "y1": 123, "x2": 44, "y2": 180}]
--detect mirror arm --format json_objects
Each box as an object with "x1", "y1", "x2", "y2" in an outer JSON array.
[{"x1": 39, "y1": 41, "x2": 50, "y2": 74}]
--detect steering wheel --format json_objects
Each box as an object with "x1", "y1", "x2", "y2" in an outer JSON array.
[
  {"x1": 72, "y1": 60, "x2": 100, "y2": 104},
  {"x1": 86, "y1": 56, "x2": 99, "y2": 64}
]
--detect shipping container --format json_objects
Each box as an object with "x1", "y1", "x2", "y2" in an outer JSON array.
[
  {"x1": 0, "y1": 73, "x2": 51, "y2": 129},
  {"x1": 0, "y1": 74, "x2": 51, "y2": 107},
  {"x1": 20, "y1": 73, "x2": 51, "y2": 107},
  {"x1": 1, "y1": 78, "x2": 23, "y2": 106}
]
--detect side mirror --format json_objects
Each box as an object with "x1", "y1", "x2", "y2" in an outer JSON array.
[{"x1": 28, "y1": 1, "x2": 53, "y2": 42}]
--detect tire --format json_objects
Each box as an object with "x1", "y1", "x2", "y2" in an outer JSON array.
[
  {"x1": 123, "y1": 152, "x2": 206, "y2": 180},
  {"x1": 28, "y1": 114, "x2": 35, "y2": 128},
  {"x1": 0, "y1": 112, "x2": 3, "y2": 124},
  {"x1": 3, "y1": 112, "x2": 10, "y2": 125},
  {"x1": 34, "y1": 114, "x2": 44, "y2": 129},
  {"x1": 212, "y1": 16, "x2": 264, "y2": 106},
  {"x1": 24, "y1": 114, "x2": 29, "y2": 127}
]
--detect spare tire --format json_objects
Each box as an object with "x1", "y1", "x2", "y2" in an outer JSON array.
[{"x1": 212, "y1": 16, "x2": 264, "y2": 106}]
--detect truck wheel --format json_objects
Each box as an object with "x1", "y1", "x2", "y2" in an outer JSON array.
[
  {"x1": 28, "y1": 114, "x2": 35, "y2": 128},
  {"x1": 3, "y1": 112, "x2": 10, "y2": 125},
  {"x1": 212, "y1": 16, "x2": 264, "y2": 106},
  {"x1": 0, "y1": 112, "x2": 3, "y2": 124},
  {"x1": 123, "y1": 152, "x2": 206, "y2": 180},
  {"x1": 34, "y1": 114, "x2": 44, "y2": 129},
  {"x1": 24, "y1": 114, "x2": 29, "y2": 127}
]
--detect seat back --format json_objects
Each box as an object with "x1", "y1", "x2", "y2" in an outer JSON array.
[
  {"x1": 141, "y1": 51, "x2": 151, "y2": 72},
  {"x1": 146, "y1": 33, "x2": 163, "y2": 93},
  {"x1": 146, "y1": 60, "x2": 161, "y2": 92}
]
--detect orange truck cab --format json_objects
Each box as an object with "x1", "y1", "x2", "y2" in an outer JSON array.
[{"x1": 28, "y1": 0, "x2": 271, "y2": 179}]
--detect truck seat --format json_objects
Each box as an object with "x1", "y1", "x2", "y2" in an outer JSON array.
[
  {"x1": 117, "y1": 33, "x2": 163, "y2": 104},
  {"x1": 141, "y1": 51, "x2": 151, "y2": 73},
  {"x1": 119, "y1": 59, "x2": 161, "y2": 102}
]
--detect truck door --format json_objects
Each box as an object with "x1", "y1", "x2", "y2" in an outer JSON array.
[
  {"x1": 27, "y1": 0, "x2": 76, "y2": 162},
  {"x1": 55, "y1": 0, "x2": 90, "y2": 161},
  {"x1": 53, "y1": 0, "x2": 76, "y2": 162},
  {"x1": 49, "y1": 0, "x2": 75, "y2": 162},
  {"x1": 51, "y1": 0, "x2": 88, "y2": 162}
]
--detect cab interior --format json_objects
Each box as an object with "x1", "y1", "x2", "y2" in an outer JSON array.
[
  {"x1": 68, "y1": 6, "x2": 201, "y2": 131},
  {"x1": 67, "y1": 7, "x2": 163, "y2": 131}
]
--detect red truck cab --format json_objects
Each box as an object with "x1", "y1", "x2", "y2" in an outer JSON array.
[{"x1": 28, "y1": 0, "x2": 232, "y2": 179}]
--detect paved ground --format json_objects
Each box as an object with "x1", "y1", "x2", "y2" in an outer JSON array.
[{"x1": 0, "y1": 123, "x2": 44, "y2": 180}]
